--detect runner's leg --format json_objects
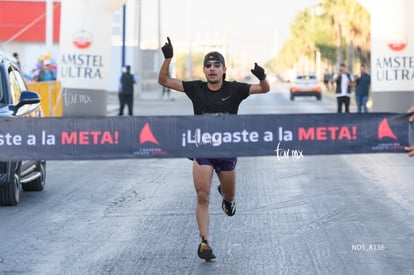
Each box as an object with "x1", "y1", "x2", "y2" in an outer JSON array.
[
  {"x1": 217, "y1": 170, "x2": 236, "y2": 202},
  {"x1": 193, "y1": 160, "x2": 214, "y2": 240}
]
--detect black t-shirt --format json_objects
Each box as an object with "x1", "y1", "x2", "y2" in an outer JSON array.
[
  {"x1": 121, "y1": 73, "x2": 134, "y2": 94},
  {"x1": 182, "y1": 80, "x2": 250, "y2": 115}
]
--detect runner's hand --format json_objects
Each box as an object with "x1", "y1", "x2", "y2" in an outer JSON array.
[
  {"x1": 161, "y1": 37, "x2": 173, "y2": 59},
  {"x1": 251, "y1": 63, "x2": 266, "y2": 81},
  {"x1": 405, "y1": 146, "x2": 414, "y2": 157}
]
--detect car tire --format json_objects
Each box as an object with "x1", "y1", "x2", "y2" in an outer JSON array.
[
  {"x1": 317, "y1": 95, "x2": 322, "y2": 100},
  {"x1": 22, "y1": 162, "x2": 46, "y2": 192},
  {"x1": 290, "y1": 94, "x2": 294, "y2": 101},
  {"x1": 0, "y1": 174, "x2": 21, "y2": 206}
]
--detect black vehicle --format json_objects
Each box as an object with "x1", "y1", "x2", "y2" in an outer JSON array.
[{"x1": 0, "y1": 54, "x2": 46, "y2": 206}]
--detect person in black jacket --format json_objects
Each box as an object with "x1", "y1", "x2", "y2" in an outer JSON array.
[{"x1": 119, "y1": 65, "x2": 137, "y2": 116}]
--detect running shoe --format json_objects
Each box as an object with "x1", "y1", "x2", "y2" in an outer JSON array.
[
  {"x1": 217, "y1": 185, "x2": 236, "y2": 216},
  {"x1": 198, "y1": 241, "x2": 216, "y2": 261}
]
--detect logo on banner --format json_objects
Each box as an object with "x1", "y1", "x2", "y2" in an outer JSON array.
[
  {"x1": 72, "y1": 30, "x2": 93, "y2": 49},
  {"x1": 372, "y1": 118, "x2": 403, "y2": 151},
  {"x1": 387, "y1": 34, "x2": 407, "y2": 52},
  {"x1": 140, "y1": 123, "x2": 159, "y2": 145},
  {"x1": 133, "y1": 123, "x2": 167, "y2": 156},
  {"x1": 377, "y1": 118, "x2": 398, "y2": 140}
]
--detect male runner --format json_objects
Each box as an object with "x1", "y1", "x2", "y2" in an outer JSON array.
[{"x1": 158, "y1": 37, "x2": 270, "y2": 261}]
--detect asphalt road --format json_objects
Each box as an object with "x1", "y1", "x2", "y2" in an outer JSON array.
[{"x1": 1, "y1": 83, "x2": 413, "y2": 275}]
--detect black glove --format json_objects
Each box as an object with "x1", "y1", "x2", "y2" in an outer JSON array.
[
  {"x1": 251, "y1": 63, "x2": 266, "y2": 81},
  {"x1": 161, "y1": 37, "x2": 173, "y2": 59}
]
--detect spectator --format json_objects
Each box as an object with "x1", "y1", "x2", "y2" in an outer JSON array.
[
  {"x1": 12, "y1": 52, "x2": 21, "y2": 70},
  {"x1": 323, "y1": 69, "x2": 331, "y2": 91},
  {"x1": 332, "y1": 63, "x2": 353, "y2": 113},
  {"x1": 354, "y1": 64, "x2": 371, "y2": 113},
  {"x1": 119, "y1": 65, "x2": 137, "y2": 116},
  {"x1": 37, "y1": 59, "x2": 56, "y2": 82}
]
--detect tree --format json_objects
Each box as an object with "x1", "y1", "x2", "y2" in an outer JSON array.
[
  {"x1": 320, "y1": 0, "x2": 370, "y2": 72},
  {"x1": 269, "y1": 0, "x2": 370, "y2": 76}
]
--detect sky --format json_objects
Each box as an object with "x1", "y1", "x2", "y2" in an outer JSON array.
[{"x1": 138, "y1": 0, "x2": 321, "y2": 65}]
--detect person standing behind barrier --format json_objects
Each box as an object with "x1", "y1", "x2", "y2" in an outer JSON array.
[
  {"x1": 323, "y1": 69, "x2": 331, "y2": 91},
  {"x1": 405, "y1": 105, "x2": 414, "y2": 157},
  {"x1": 353, "y1": 64, "x2": 371, "y2": 113},
  {"x1": 161, "y1": 86, "x2": 171, "y2": 99},
  {"x1": 37, "y1": 59, "x2": 56, "y2": 82},
  {"x1": 13, "y1": 52, "x2": 21, "y2": 70},
  {"x1": 332, "y1": 63, "x2": 353, "y2": 113},
  {"x1": 119, "y1": 65, "x2": 137, "y2": 116},
  {"x1": 158, "y1": 37, "x2": 270, "y2": 261}
]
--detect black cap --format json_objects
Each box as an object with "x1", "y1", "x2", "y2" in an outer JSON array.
[{"x1": 203, "y1": 51, "x2": 225, "y2": 67}]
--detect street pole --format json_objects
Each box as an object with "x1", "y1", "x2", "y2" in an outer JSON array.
[
  {"x1": 186, "y1": 0, "x2": 192, "y2": 79},
  {"x1": 45, "y1": 0, "x2": 53, "y2": 52},
  {"x1": 157, "y1": 0, "x2": 162, "y2": 72},
  {"x1": 158, "y1": 0, "x2": 161, "y2": 49},
  {"x1": 135, "y1": 0, "x2": 142, "y2": 98},
  {"x1": 121, "y1": 4, "x2": 126, "y2": 68}
]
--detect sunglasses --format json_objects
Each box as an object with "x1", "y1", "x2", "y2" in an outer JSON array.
[{"x1": 205, "y1": 62, "x2": 222, "y2": 68}]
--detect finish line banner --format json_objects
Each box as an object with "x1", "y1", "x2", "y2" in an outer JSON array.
[{"x1": 0, "y1": 113, "x2": 412, "y2": 160}]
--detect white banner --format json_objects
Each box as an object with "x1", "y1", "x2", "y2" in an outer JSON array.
[
  {"x1": 58, "y1": 0, "x2": 126, "y2": 90},
  {"x1": 371, "y1": 0, "x2": 414, "y2": 92}
]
